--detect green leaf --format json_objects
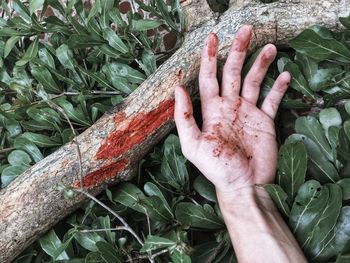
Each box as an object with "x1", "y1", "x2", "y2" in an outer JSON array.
[
  {"x1": 286, "y1": 134, "x2": 339, "y2": 183},
  {"x1": 29, "y1": 0, "x2": 45, "y2": 14},
  {"x1": 1, "y1": 165, "x2": 28, "y2": 187},
  {"x1": 102, "y1": 28, "x2": 128, "y2": 54},
  {"x1": 38, "y1": 48, "x2": 56, "y2": 68},
  {"x1": 295, "y1": 52, "x2": 318, "y2": 80},
  {"x1": 155, "y1": 0, "x2": 178, "y2": 31},
  {"x1": 319, "y1": 108, "x2": 342, "y2": 134},
  {"x1": 193, "y1": 175, "x2": 217, "y2": 203},
  {"x1": 132, "y1": 19, "x2": 163, "y2": 31},
  {"x1": 76, "y1": 65, "x2": 115, "y2": 91},
  {"x1": 311, "y1": 206, "x2": 350, "y2": 262},
  {"x1": 289, "y1": 28, "x2": 350, "y2": 62},
  {"x1": 4, "y1": 36, "x2": 20, "y2": 58},
  {"x1": 97, "y1": 216, "x2": 115, "y2": 244},
  {"x1": 336, "y1": 237, "x2": 350, "y2": 263},
  {"x1": 74, "y1": 232, "x2": 104, "y2": 252},
  {"x1": 7, "y1": 150, "x2": 31, "y2": 166},
  {"x1": 170, "y1": 249, "x2": 191, "y2": 263},
  {"x1": 277, "y1": 142, "x2": 307, "y2": 203},
  {"x1": 141, "y1": 196, "x2": 174, "y2": 222},
  {"x1": 159, "y1": 135, "x2": 190, "y2": 192},
  {"x1": 140, "y1": 235, "x2": 176, "y2": 253},
  {"x1": 55, "y1": 98, "x2": 91, "y2": 126},
  {"x1": 337, "y1": 121, "x2": 350, "y2": 163},
  {"x1": 39, "y1": 229, "x2": 69, "y2": 260},
  {"x1": 144, "y1": 182, "x2": 172, "y2": 209},
  {"x1": 289, "y1": 180, "x2": 329, "y2": 246},
  {"x1": 302, "y1": 184, "x2": 342, "y2": 255},
  {"x1": 95, "y1": 241, "x2": 122, "y2": 263},
  {"x1": 31, "y1": 64, "x2": 61, "y2": 93},
  {"x1": 140, "y1": 49, "x2": 157, "y2": 76},
  {"x1": 14, "y1": 137, "x2": 44, "y2": 163},
  {"x1": 67, "y1": 34, "x2": 105, "y2": 49},
  {"x1": 339, "y1": 15, "x2": 350, "y2": 29},
  {"x1": 112, "y1": 182, "x2": 146, "y2": 213},
  {"x1": 16, "y1": 37, "x2": 39, "y2": 66},
  {"x1": 105, "y1": 62, "x2": 146, "y2": 84},
  {"x1": 3, "y1": 118, "x2": 22, "y2": 138},
  {"x1": 26, "y1": 107, "x2": 62, "y2": 130},
  {"x1": 262, "y1": 184, "x2": 291, "y2": 218},
  {"x1": 284, "y1": 62, "x2": 315, "y2": 99},
  {"x1": 309, "y1": 68, "x2": 342, "y2": 91},
  {"x1": 175, "y1": 202, "x2": 224, "y2": 229},
  {"x1": 295, "y1": 116, "x2": 333, "y2": 161},
  {"x1": 56, "y1": 44, "x2": 76, "y2": 70},
  {"x1": 21, "y1": 132, "x2": 61, "y2": 147},
  {"x1": 337, "y1": 179, "x2": 350, "y2": 200}
]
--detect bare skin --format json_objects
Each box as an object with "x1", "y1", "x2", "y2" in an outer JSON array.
[{"x1": 174, "y1": 25, "x2": 307, "y2": 263}]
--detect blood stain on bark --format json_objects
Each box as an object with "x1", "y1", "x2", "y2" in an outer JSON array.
[
  {"x1": 96, "y1": 99, "x2": 175, "y2": 159},
  {"x1": 74, "y1": 159, "x2": 129, "y2": 188},
  {"x1": 207, "y1": 33, "x2": 218, "y2": 58}
]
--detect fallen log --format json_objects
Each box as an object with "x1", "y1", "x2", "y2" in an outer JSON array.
[{"x1": 1, "y1": 0, "x2": 350, "y2": 261}]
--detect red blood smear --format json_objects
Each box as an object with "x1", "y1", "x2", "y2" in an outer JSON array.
[
  {"x1": 74, "y1": 159, "x2": 128, "y2": 188},
  {"x1": 207, "y1": 33, "x2": 218, "y2": 58},
  {"x1": 96, "y1": 99, "x2": 175, "y2": 159}
]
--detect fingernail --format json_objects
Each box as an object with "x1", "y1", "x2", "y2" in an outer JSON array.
[{"x1": 206, "y1": 33, "x2": 218, "y2": 57}]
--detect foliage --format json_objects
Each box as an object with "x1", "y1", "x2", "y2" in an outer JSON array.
[
  {"x1": 3, "y1": 1, "x2": 350, "y2": 263},
  {"x1": 0, "y1": 0, "x2": 183, "y2": 188}
]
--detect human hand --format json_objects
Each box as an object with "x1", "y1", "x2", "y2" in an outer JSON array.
[{"x1": 174, "y1": 25, "x2": 291, "y2": 194}]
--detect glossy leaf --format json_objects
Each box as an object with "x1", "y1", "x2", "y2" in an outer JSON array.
[
  {"x1": 21, "y1": 132, "x2": 61, "y2": 148},
  {"x1": 295, "y1": 116, "x2": 333, "y2": 161},
  {"x1": 39, "y1": 230, "x2": 69, "y2": 260},
  {"x1": 29, "y1": 0, "x2": 44, "y2": 14},
  {"x1": 1, "y1": 165, "x2": 28, "y2": 187},
  {"x1": 289, "y1": 29, "x2": 350, "y2": 62},
  {"x1": 286, "y1": 134, "x2": 339, "y2": 183},
  {"x1": 175, "y1": 202, "x2": 224, "y2": 229},
  {"x1": 96, "y1": 241, "x2": 122, "y2": 263},
  {"x1": 262, "y1": 184, "x2": 291, "y2": 217},
  {"x1": 102, "y1": 28, "x2": 128, "y2": 54},
  {"x1": 140, "y1": 235, "x2": 176, "y2": 253},
  {"x1": 193, "y1": 175, "x2": 217, "y2": 202},
  {"x1": 277, "y1": 142, "x2": 307, "y2": 202},
  {"x1": 7, "y1": 150, "x2": 31, "y2": 166},
  {"x1": 14, "y1": 137, "x2": 44, "y2": 163},
  {"x1": 4, "y1": 36, "x2": 20, "y2": 58},
  {"x1": 74, "y1": 232, "x2": 104, "y2": 252},
  {"x1": 284, "y1": 62, "x2": 315, "y2": 99},
  {"x1": 337, "y1": 179, "x2": 350, "y2": 200},
  {"x1": 132, "y1": 19, "x2": 163, "y2": 31},
  {"x1": 56, "y1": 44, "x2": 75, "y2": 70},
  {"x1": 112, "y1": 182, "x2": 146, "y2": 213},
  {"x1": 16, "y1": 37, "x2": 39, "y2": 66}
]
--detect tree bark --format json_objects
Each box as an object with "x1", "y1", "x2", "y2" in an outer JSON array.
[{"x1": 1, "y1": 0, "x2": 349, "y2": 262}]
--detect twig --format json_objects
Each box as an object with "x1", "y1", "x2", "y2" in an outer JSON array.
[
  {"x1": 142, "y1": 206, "x2": 152, "y2": 236},
  {"x1": 0, "y1": 147, "x2": 14, "y2": 154},
  {"x1": 74, "y1": 188, "x2": 145, "y2": 246}
]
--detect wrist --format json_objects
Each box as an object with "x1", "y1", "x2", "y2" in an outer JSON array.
[{"x1": 216, "y1": 185, "x2": 277, "y2": 216}]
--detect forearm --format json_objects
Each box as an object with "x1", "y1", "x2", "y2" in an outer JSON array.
[{"x1": 217, "y1": 186, "x2": 307, "y2": 263}]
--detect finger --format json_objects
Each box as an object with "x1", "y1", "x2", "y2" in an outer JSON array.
[
  {"x1": 261, "y1": 71, "x2": 291, "y2": 119},
  {"x1": 221, "y1": 25, "x2": 252, "y2": 98},
  {"x1": 241, "y1": 44, "x2": 277, "y2": 105},
  {"x1": 199, "y1": 33, "x2": 219, "y2": 106},
  {"x1": 174, "y1": 86, "x2": 201, "y2": 158}
]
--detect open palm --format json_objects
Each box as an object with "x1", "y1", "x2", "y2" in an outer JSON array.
[{"x1": 174, "y1": 26, "x2": 291, "y2": 193}]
